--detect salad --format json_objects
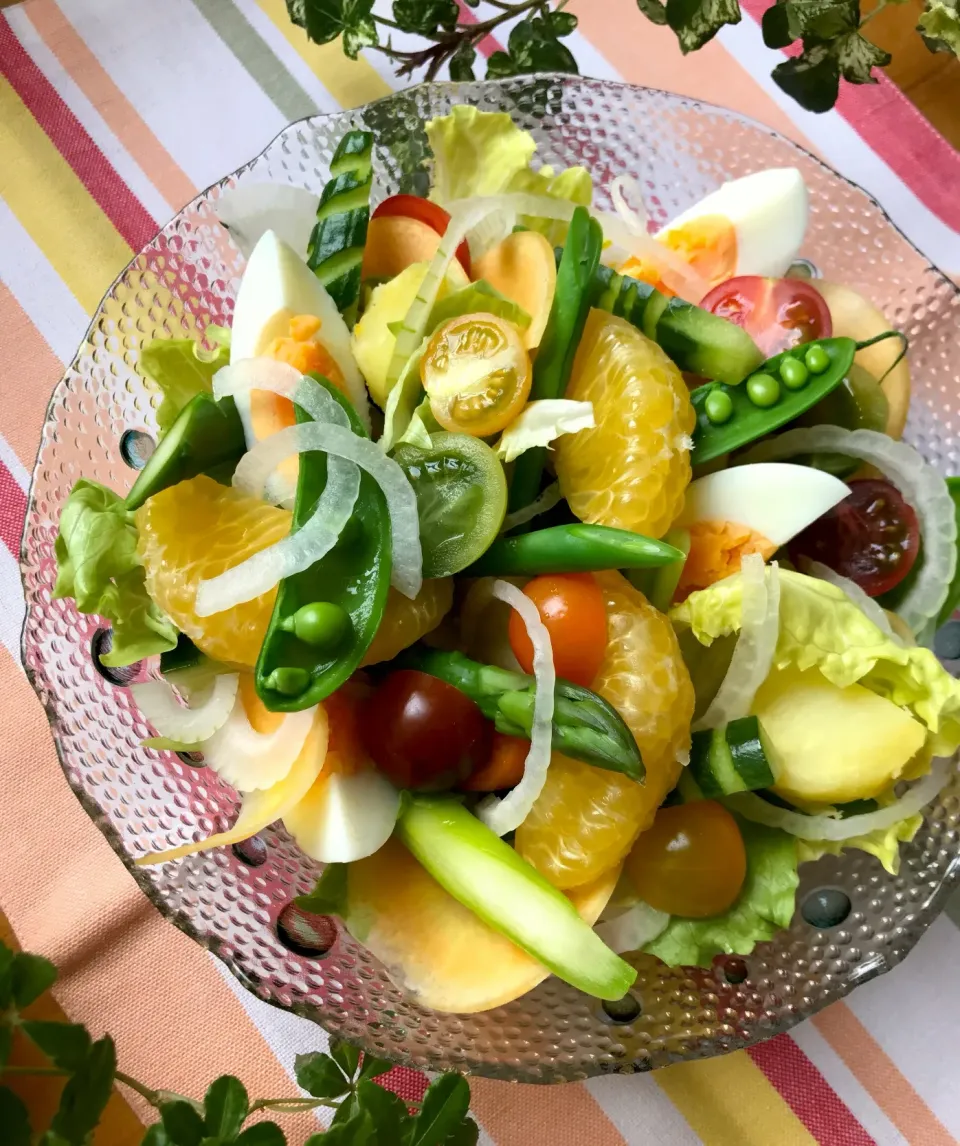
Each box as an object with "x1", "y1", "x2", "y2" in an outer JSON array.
[{"x1": 53, "y1": 105, "x2": 960, "y2": 1013}]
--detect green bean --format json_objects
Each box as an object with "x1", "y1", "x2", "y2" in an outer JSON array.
[{"x1": 467, "y1": 523, "x2": 683, "y2": 577}]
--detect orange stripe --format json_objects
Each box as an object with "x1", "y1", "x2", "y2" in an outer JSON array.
[
  {"x1": 0, "y1": 648, "x2": 318, "y2": 1139},
  {"x1": 813, "y1": 1003, "x2": 955, "y2": 1146},
  {"x1": 469, "y1": 1078, "x2": 627, "y2": 1146},
  {"x1": 568, "y1": 0, "x2": 815, "y2": 153},
  {"x1": 25, "y1": 0, "x2": 196, "y2": 214},
  {"x1": 0, "y1": 282, "x2": 64, "y2": 470}
]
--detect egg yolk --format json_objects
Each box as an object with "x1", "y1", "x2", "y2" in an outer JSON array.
[
  {"x1": 675, "y1": 520, "x2": 777, "y2": 602},
  {"x1": 659, "y1": 215, "x2": 737, "y2": 292}
]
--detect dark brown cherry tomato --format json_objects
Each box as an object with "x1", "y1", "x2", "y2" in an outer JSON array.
[
  {"x1": 372, "y1": 194, "x2": 472, "y2": 277},
  {"x1": 361, "y1": 669, "x2": 492, "y2": 790},
  {"x1": 701, "y1": 275, "x2": 832, "y2": 358},
  {"x1": 625, "y1": 800, "x2": 747, "y2": 918},
  {"x1": 788, "y1": 478, "x2": 920, "y2": 597}
]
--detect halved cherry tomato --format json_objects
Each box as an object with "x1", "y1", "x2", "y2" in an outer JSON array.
[
  {"x1": 701, "y1": 275, "x2": 832, "y2": 358},
  {"x1": 373, "y1": 194, "x2": 472, "y2": 277},
  {"x1": 462, "y1": 732, "x2": 528, "y2": 792},
  {"x1": 508, "y1": 573, "x2": 607, "y2": 688},
  {"x1": 361, "y1": 669, "x2": 492, "y2": 790},
  {"x1": 625, "y1": 800, "x2": 747, "y2": 918},
  {"x1": 422, "y1": 313, "x2": 532, "y2": 437},
  {"x1": 788, "y1": 478, "x2": 920, "y2": 597}
]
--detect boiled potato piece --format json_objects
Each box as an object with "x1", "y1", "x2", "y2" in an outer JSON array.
[{"x1": 474, "y1": 230, "x2": 557, "y2": 349}]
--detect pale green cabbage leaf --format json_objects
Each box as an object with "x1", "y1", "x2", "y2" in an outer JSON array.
[{"x1": 139, "y1": 325, "x2": 231, "y2": 434}]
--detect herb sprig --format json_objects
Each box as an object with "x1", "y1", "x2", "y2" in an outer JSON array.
[
  {"x1": 284, "y1": 0, "x2": 959, "y2": 113},
  {"x1": 0, "y1": 938, "x2": 478, "y2": 1145}
]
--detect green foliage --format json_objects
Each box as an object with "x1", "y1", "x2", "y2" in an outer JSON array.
[
  {"x1": 284, "y1": 0, "x2": 957, "y2": 111},
  {"x1": 0, "y1": 939, "x2": 477, "y2": 1146}
]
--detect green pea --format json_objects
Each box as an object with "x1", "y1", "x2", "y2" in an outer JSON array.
[
  {"x1": 780, "y1": 357, "x2": 810, "y2": 390},
  {"x1": 804, "y1": 344, "x2": 831, "y2": 375},
  {"x1": 264, "y1": 666, "x2": 311, "y2": 697},
  {"x1": 282, "y1": 601, "x2": 352, "y2": 651},
  {"x1": 704, "y1": 389, "x2": 734, "y2": 425},
  {"x1": 746, "y1": 373, "x2": 781, "y2": 408}
]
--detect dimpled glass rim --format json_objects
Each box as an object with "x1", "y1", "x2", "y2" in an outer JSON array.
[{"x1": 19, "y1": 75, "x2": 960, "y2": 1083}]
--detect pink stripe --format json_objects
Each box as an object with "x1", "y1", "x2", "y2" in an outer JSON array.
[
  {"x1": 748, "y1": 1034, "x2": 876, "y2": 1146},
  {"x1": 738, "y1": 0, "x2": 960, "y2": 232},
  {"x1": 379, "y1": 1064, "x2": 429, "y2": 1106},
  {"x1": 0, "y1": 463, "x2": 27, "y2": 562},
  {"x1": 0, "y1": 16, "x2": 158, "y2": 251},
  {"x1": 456, "y1": 1, "x2": 504, "y2": 58}
]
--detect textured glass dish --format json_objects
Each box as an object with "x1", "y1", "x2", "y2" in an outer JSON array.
[{"x1": 20, "y1": 76, "x2": 960, "y2": 1083}]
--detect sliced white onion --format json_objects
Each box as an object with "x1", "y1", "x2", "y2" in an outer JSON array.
[
  {"x1": 595, "y1": 900, "x2": 670, "y2": 954},
  {"x1": 728, "y1": 756, "x2": 952, "y2": 840},
  {"x1": 216, "y1": 182, "x2": 318, "y2": 260},
  {"x1": 610, "y1": 174, "x2": 650, "y2": 234},
  {"x1": 500, "y1": 481, "x2": 562, "y2": 534},
  {"x1": 595, "y1": 207, "x2": 709, "y2": 302},
  {"x1": 224, "y1": 420, "x2": 422, "y2": 599},
  {"x1": 802, "y1": 559, "x2": 901, "y2": 643},
  {"x1": 284, "y1": 769, "x2": 400, "y2": 863},
  {"x1": 459, "y1": 576, "x2": 525, "y2": 672},
  {"x1": 131, "y1": 673, "x2": 239, "y2": 745},
  {"x1": 202, "y1": 693, "x2": 316, "y2": 793},
  {"x1": 694, "y1": 555, "x2": 780, "y2": 732},
  {"x1": 741, "y1": 428, "x2": 957, "y2": 634},
  {"x1": 477, "y1": 580, "x2": 556, "y2": 836},
  {"x1": 444, "y1": 193, "x2": 578, "y2": 259}
]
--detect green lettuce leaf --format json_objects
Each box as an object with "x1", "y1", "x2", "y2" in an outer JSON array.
[
  {"x1": 496, "y1": 399, "x2": 594, "y2": 464},
  {"x1": 797, "y1": 813, "x2": 922, "y2": 876},
  {"x1": 380, "y1": 343, "x2": 426, "y2": 455},
  {"x1": 644, "y1": 820, "x2": 799, "y2": 966},
  {"x1": 427, "y1": 281, "x2": 531, "y2": 335},
  {"x1": 139, "y1": 326, "x2": 230, "y2": 434},
  {"x1": 53, "y1": 480, "x2": 178, "y2": 667},
  {"x1": 671, "y1": 568, "x2": 960, "y2": 756}
]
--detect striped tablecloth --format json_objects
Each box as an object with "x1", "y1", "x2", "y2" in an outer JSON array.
[{"x1": 1, "y1": 2, "x2": 959, "y2": 1143}]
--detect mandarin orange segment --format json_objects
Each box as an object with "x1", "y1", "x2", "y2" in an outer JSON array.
[
  {"x1": 515, "y1": 571, "x2": 694, "y2": 889},
  {"x1": 554, "y1": 310, "x2": 695, "y2": 538},
  {"x1": 135, "y1": 475, "x2": 291, "y2": 668},
  {"x1": 361, "y1": 579, "x2": 454, "y2": 667}
]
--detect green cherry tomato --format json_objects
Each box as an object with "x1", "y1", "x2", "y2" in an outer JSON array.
[
  {"x1": 746, "y1": 373, "x2": 781, "y2": 408},
  {"x1": 281, "y1": 601, "x2": 352, "y2": 652},
  {"x1": 704, "y1": 389, "x2": 734, "y2": 425},
  {"x1": 393, "y1": 431, "x2": 508, "y2": 578},
  {"x1": 780, "y1": 357, "x2": 810, "y2": 390},
  {"x1": 804, "y1": 344, "x2": 831, "y2": 375}
]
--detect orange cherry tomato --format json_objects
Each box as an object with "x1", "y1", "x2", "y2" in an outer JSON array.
[
  {"x1": 372, "y1": 194, "x2": 472, "y2": 277},
  {"x1": 625, "y1": 800, "x2": 747, "y2": 918},
  {"x1": 421, "y1": 313, "x2": 531, "y2": 437},
  {"x1": 508, "y1": 573, "x2": 607, "y2": 688},
  {"x1": 461, "y1": 731, "x2": 528, "y2": 792}
]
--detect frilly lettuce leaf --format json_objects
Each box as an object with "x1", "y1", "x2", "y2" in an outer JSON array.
[
  {"x1": 644, "y1": 820, "x2": 799, "y2": 967},
  {"x1": 380, "y1": 343, "x2": 426, "y2": 454},
  {"x1": 428, "y1": 281, "x2": 531, "y2": 334},
  {"x1": 53, "y1": 480, "x2": 178, "y2": 667},
  {"x1": 671, "y1": 568, "x2": 960, "y2": 756},
  {"x1": 139, "y1": 325, "x2": 230, "y2": 434},
  {"x1": 496, "y1": 399, "x2": 595, "y2": 464},
  {"x1": 797, "y1": 813, "x2": 922, "y2": 876}
]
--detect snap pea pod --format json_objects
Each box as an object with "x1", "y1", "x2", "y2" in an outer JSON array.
[
  {"x1": 936, "y1": 475, "x2": 960, "y2": 627},
  {"x1": 689, "y1": 333, "x2": 903, "y2": 465},
  {"x1": 400, "y1": 646, "x2": 644, "y2": 780},
  {"x1": 125, "y1": 393, "x2": 245, "y2": 510},
  {"x1": 467, "y1": 523, "x2": 683, "y2": 577},
  {"x1": 508, "y1": 206, "x2": 604, "y2": 515},
  {"x1": 255, "y1": 375, "x2": 391, "y2": 712}
]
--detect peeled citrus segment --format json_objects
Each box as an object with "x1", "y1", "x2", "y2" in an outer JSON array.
[
  {"x1": 555, "y1": 310, "x2": 696, "y2": 538},
  {"x1": 342, "y1": 837, "x2": 620, "y2": 1013},
  {"x1": 136, "y1": 475, "x2": 290, "y2": 668},
  {"x1": 516, "y1": 571, "x2": 694, "y2": 889},
  {"x1": 360, "y1": 579, "x2": 454, "y2": 666}
]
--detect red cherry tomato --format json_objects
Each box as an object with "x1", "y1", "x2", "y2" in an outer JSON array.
[
  {"x1": 508, "y1": 573, "x2": 607, "y2": 688},
  {"x1": 625, "y1": 801, "x2": 747, "y2": 918},
  {"x1": 461, "y1": 732, "x2": 528, "y2": 792},
  {"x1": 787, "y1": 478, "x2": 920, "y2": 598},
  {"x1": 701, "y1": 275, "x2": 832, "y2": 358},
  {"x1": 373, "y1": 194, "x2": 472, "y2": 278},
  {"x1": 360, "y1": 669, "x2": 492, "y2": 790}
]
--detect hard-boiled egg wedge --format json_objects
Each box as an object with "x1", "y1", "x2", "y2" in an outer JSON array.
[
  {"x1": 673, "y1": 462, "x2": 849, "y2": 599},
  {"x1": 284, "y1": 685, "x2": 400, "y2": 865},
  {"x1": 648, "y1": 169, "x2": 809, "y2": 295}
]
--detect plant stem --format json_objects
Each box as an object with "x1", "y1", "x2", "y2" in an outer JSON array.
[
  {"x1": 248, "y1": 1096, "x2": 338, "y2": 1114},
  {"x1": 116, "y1": 1070, "x2": 161, "y2": 1108},
  {"x1": 860, "y1": 0, "x2": 888, "y2": 24}
]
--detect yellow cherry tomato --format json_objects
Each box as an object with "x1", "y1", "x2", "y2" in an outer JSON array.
[{"x1": 421, "y1": 312, "x2": 531, "y2": 437}]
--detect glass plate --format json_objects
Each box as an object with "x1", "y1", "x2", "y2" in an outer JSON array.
[{"x1": 19, "y1": 75, "x2": 960, "y2": 1083}]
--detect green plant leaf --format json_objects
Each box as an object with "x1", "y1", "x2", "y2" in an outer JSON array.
[
  {"x1": 235, "y1": 1122, "x2": 287, "y2": 1146},
  {"x1": 316, "y1": 1105, "x2": 377, "y2": 1145},
  {"x1": 443, "y1": 1118, "x2": 480, "y2": 1146},
  {"x1": 343, "y1": 16, "x2": 378, "y2": 58},
  {"x1": 666, "y1": 0, "x2": 742, "y2": 49},
  {"x1": 38, "y1": 1134, "x2": 72, "y2": 1146},
  {"x1": 0, "y1": 1087, "x2": 31, "y2": 1146},
  {"x1": 833, "y1": 27, "x2": 891, "y2": 80},
  {"x1": 11, "y1": 952, "x2": 57, "y2": 1008},
  {"x1": 449, "y1": 42, "x2": 477, "y2": 81},
  {"x1": 288, "y1": 0, "x2": 376, "y2": 46},
  {"x1": 507, "y1": 17, "x2": 578, "y2": 71},
  {"x1": 141, "y1": 1126, "x2": 172, "y2": 1146},
  {"x1": 329, "y1": 1038, "x2": 362, "y2": 1081},
  {"x1": 49, "y1": 1035, "x2": 116, "y2": 1145},
  {"x1": 160, "y1": 1100, "x2": 206, "y2": 1146},
  {"x1": 354, "y1": 1079, "x2": 409, "y2": 1143},
  {"x1": 919, "y1": 0, "x2": 960, "y2": 52},
  {"x1": 295, "y1": 863, "x2": 349, "y2": 916},
  {"x1": 392, "y1": 0, "x2": 458, "y2": 34},
  {"x1": 485, "y1": 50, "x2": 518, "y2": 77},
  {"x1": 21, "y1": 1020, "x2": 92, "y2": 1071},
  {"x1": 0, "y1": 942, "x2": 14, "y2": 1009},
  {"x1": 762, "y1": 0, "x2": 858, "y2": 43},
  {"x1": 0, "y1": 1027, "x2": 11, "y2": 1070},
  {"x1": 357, "y1": 1053, "x2": 394, "y2": 1083},
  {"x1": 204, "y1": 1075, "x2": 249, "y2": 1138},
  {"x1": 410, "y1": 1075, "x2": 471, "y2": 1146},
  {"x1": 547, "y1": 10, "x2": 578, "y2": 35},
  {"x1": 771, "y1": 41, "x2": 841, "y2": 110},
  {"x1": 636, "y1": 0, "x2": 669, "y2": 25},
  {"x1": 294, "y1": 1051, "x2": 352, "y2": 1099}
]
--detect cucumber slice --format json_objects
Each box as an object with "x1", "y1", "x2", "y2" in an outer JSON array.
[
  {"x1": 396, "y1": 796, "x2": 637, "y2": 1001},
  {"x1": 656, "y1": 298, "x2": 764, "y2": 385},
  {"x1": 125, "y1": 393, "x2": 245, "y2": 511},
  {"x1": 641, "y1": 290, "x2": 669, "y2": 341},
  {"x1": 689, "y1": 715, "x2": 775, "y2": 797}
]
